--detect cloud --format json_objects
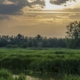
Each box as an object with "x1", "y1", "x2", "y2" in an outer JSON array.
[
  {"x1": 0, "y1": 0, "x2": 46, "y2": 15},
  {"x1": 63, "y1": 8, "x2": 80, "y2": 12},
  {"x1": 69, "y1": 13, "x2": 80, "y2": 19},
  {"x1": 0, "y1": 0, "x2": 4, "y2": 3},
  {"x1": 50, "y1": 0, "x2": 76, "y2": 5},
  {"x1": 0, "y1": 15, "x2": 10, "y2": 20},
  {"x1": 0, "y1": 0, "x2": 31, "y2": 15},
  {"x1": 50, "y1": 0, "x2": 69, "y2": 5},
  {"x1": 31, "y1": 0, "x2": 45, "y2": 6}
]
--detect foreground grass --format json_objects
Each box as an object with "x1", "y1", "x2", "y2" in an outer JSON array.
[
  {"x1": 63, "y1": 74, "x2": 80, "y2": 80},
  {"x1": 0, "y1": 69, "x2": 26, "y2": 80},
  {"x1": 0, "y1": 48, "x2": 80, "y2": 74},
  {"x1": 0, "y1": 69, "x2": 80, "y2": 80}
]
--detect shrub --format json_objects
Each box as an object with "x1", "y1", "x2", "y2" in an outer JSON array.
[
  {"x1": 63, "y1": 74, "x2": 80, "y2": 80},
  {"x1": 6, "y1": 45, "x2": 18, "y2": 48},
  {"x1": 0, "y1": 69, "x2": 26, "y2": 80},
  {"x1": 0, "y1": 69, "x2": 12, "y2": 79},
  {"x1": 18, "y1": 73, "x2": 26, "y2": 80},
  {"x1": 20, "y1": 43, "x2": 27, "y2": 48},
  {"x1": 0, "y1": 69, "x2": 13, "y2": 80},
  {"x1": 55, "y1": 51, "x2": 65, "y2": 54}
]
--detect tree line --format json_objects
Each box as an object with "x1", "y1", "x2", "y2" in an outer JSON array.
[
  {"x1": 0, "y1": 21, "x2": 80, "y2": 49},
  {"x1": 0, "y1": 34, "x2": 66, "y2": 48}
]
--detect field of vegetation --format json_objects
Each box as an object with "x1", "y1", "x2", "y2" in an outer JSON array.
[{"x1": 0, "y1": 48, "x2": 80, "y2": 80}]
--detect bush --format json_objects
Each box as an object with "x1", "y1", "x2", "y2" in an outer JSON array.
[
  {"x1": 63, "y1": 74, "x2": 80, "y2": 80},
  {"x1": 0, "y1": 69, "x2": 12, "y2": 79},
  {"x1": 6, "y1": 45, "x2": 18, "y2": 48},
  {"x1": 0, "y1": 69, "x2": 26, "y2": 80},
  {"x1": 0, "y1": 69, "x2": 13, "y2": 80},
  {"x1": 55, "y1": 51, "x2": 65, "y2": 54},
  {"x1": 18, "y1": 73, "x2": 26, "y2": 80},
  {"x1": 20, "y1": 43, "x2": 27, "y2": 48}
]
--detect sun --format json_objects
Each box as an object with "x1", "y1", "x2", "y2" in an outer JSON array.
[{"x1": 43, "y1": 0, "x2": 64, "y2": 10}]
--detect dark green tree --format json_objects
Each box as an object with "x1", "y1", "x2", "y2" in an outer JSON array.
[
  {"x1": 0, "y1": 34, "x2": 66, "y2": 48},
  {"x1": 66, "y1": 21, "x2": 80, "y2": 48}
]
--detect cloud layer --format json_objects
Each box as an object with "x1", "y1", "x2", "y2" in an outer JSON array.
[
  {"x1": 0, "y1": 0, "x2": 31, "y2": 15},
  {"x1": 0, "y1": 0, "x2": 46, "y2": 15},
  {"x1": 50, "y1": 0, "x2": 69, "y2": 5},
  {"x1": 0, "y1": 0, "x2": 79, "y2": 15},
  {"x1": 0, "y1": 0, "x2": 80, "y2": 37},
  {"x1": 50, "y1": 0, "x2": 76, "y2": 5}
]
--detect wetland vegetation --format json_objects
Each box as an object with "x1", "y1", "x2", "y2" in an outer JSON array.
[
  {"x1": 0, "y1": 21, "x2": 80, "y2": 80},
  {"x1": 0, "y1": 48, "x2": 80, "y2": 80}
]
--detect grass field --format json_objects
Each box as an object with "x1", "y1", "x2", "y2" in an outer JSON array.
[{"x1": 0, "y1": 48, "x2": 80, "y2": 80}]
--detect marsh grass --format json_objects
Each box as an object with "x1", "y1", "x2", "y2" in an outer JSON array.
[
  {"x1": 63, "y1": 74, "x2": 80, "y2": 80},
  {"x1": 0, "y1": 69, "x2": 26, "y2": 80},
  {"x1": 0, "y1": 69, "x2": 13, "y2": 79},
  {"x1": 0, "y1": 69, "x2": 80, "y2": 80},
  {"x1": 0, "y1": 48, "x2": 80, "y2": 79}
]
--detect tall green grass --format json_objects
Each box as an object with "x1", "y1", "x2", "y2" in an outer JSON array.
[
  {"x1": 0, "y1": 69, "x2": 26, "y2": 80},
  {"x1": 0, "y1": 69, "x2": 80, "y2": 80},
  {"x1": 63, "y1": 74, "x2": 80, "y2": 80},
  {"x1": 0, "y1": 48, "x2": 80, "y2": 74}
]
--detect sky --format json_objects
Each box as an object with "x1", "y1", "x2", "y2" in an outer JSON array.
[{"x1": 0, "y1": 0, "x2": 80, "y2": 38}]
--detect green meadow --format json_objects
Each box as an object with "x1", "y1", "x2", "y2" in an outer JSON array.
[{"x1": 0, "y1": 48, "x2": 80, "y2": 80}]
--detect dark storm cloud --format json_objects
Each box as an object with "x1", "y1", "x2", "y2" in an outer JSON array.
[
  {"x1": 0, "y1": 0, "x2": 31, "y2": 15},
  {"x1": 50, "y1": 0, "x2": 69, "y2": 5},
  {"x1": 50, "y1": 0, "x2": 76, "y2": 5},
  {"x1": 31, "y1": 0, "x2": 45, "y2": 6},
  {"x1": 0, "y1": 0, "x2": 46, "y2": 15}
]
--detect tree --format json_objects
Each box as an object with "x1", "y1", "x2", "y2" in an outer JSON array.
[
  {"x1": 16, "y1": 34, "x2": 24, "y2": 47},
  {"x1": 66, "y1": 21, "x2": 80, "y2": 48},
  {"x1": 35, "y1": 35, "x2": 43, "y2": 48}
]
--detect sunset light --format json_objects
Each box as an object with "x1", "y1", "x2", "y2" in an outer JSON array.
[
  {"x1": 44, "y1": 0, "x2": 64, "y2": 10},
  {"x1": 0, "y1": 0, "x2": 80, "y2": 80},
  {"x1": 0, "y1": 0, "x2": 80, "y2": 37}
]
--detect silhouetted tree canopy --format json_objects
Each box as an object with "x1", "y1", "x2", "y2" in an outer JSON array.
[
  {"x1": 0, "y1": 34, "x2": 66, "y2": 48},
  {"x1": 66, "y1": 21, "x2": 80, "y2": 48}
]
